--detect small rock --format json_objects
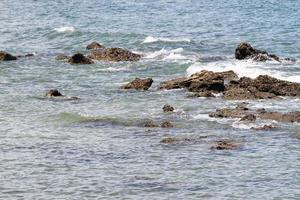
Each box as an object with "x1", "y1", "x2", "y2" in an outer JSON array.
[
  {"x1": 0, "y1": 51, "x2": 17, "y2": 61},
  {"x1": 163, "y1": 104, "x2": 174, "y2": 113},
  {"x1": 240, "y1": 114, "x2": 256, "y2": 122},
  {"x1": 86, "y1": 42, "x2": 105, "y2": 50},
  {"x1": 45, "y1": 89, "x2": 63, "y2": 97},
  {"x1": 121, "y1": 78, "x2": 153, "y2": 90},
  {"x1": 252, "y1": 125, "x2": 275, "y2": 131},
  {"x1": 89, "y1": 47, "x2": 141, "y2": 62},
  {"x1": 56, "y1": 54, "x2": 70, "y2": 61},
  {"x1": 161, "y1": 121, "x2": 173, "y2": 128},
  {"x1": 68, "y1": 53, "x2": 94, "y2": 64},
  {"x1": 144, "y1": 120, "x2": 159, "y2": 128},
  {"x1": 211, "y1": 140, "x2": 238, "y2": 150},
  {"x1": 160, "y1": 137, "x2": 178, "y2": 144}
]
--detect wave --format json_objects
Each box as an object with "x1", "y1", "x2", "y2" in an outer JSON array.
[
  {"x1": 54, "y1": 26, "x2": 75, "y2": 33},
  {"x1": 144, "y1": 48, "x2": 196, "y2": 63},
  {"x1": 142, "y1": 36, "x2": 191, "y2": 44},
  {"x1": 186, "y1": 59, "x2": 300, "y2": 83}
]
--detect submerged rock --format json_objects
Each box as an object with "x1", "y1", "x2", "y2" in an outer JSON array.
[
  {"x1": 209, "y1": 106, "x2": 300, "y2": 123},
  {"x1": 86, "y1": 42, "x2": 105, "y2": 50},
  {"x1": 89, "y1": 48, "x2": 141, "y2": 62},
  {"x1": 211, "y1": 140, "x2": 239, "y2": 150},
  {"x1": 45, "y1": 89, "x2": 63, "y2": 97},
  {"x1": 68, "y1": 53, "x2": 94, "y2": 64},
  {"x1": 240, "y1": 114, "x2": 257, "y2": 122},
  {"x1": 235, "y1": 42, "x2": 280, "y2": 61},
  {"x1": 56, "y1": 54, "x2": 70, "y2": 61},
  {"x1": 120, "y1": 78, "x2": 153, "y2": 90},
  {"x1": 16, "y1": 53, "x2": 34, "y2": 58},
  {"x1": 160, "y1": 137, "x2": 178, "y2": 144},
  {"x1": 163, "y1": 104, "x2": 174, "y2": 113},
  {"x1": 0, "y1": 51, "x2": 17, "y2": 61},
  {"x1": 161, "y1": 121, "x2": 173, "y2": 128},
  {"x1": 144, "y1": 120, "x2": 159, "y2": 128}
]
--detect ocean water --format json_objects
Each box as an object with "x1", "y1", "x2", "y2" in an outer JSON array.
[{"x1": 1, "y1": 0, "x2": 300, "y2": 199}]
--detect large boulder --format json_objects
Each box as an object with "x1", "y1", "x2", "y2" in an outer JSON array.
[
  {"x1": 86, "y1": 42, "x2": 105, "y2": 50},
  {"x1": 88, "y1": 48, "x2": 141, "y2": 62},
  {"x1": 120, "y1": 78, "x2": 153, "y2": 90},
  {"x1": 235, "y1": 42, "x2": 279, "y2": 61},
  {"x1": 0, "y1": 51, "x2": 17, "y2": 61},
  {"x1": 159, "y1": 70, "x2": 238, "y2": 93},
  {"x1": 45, "y1": 89, "x2": 63, "y2": 97},
  {"x1": 68, "y1": 53, "x2": 94, "y2": 64}
]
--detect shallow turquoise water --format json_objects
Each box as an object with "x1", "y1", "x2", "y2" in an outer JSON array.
[{"x1": 1, "y1": 1, "x2": 300, "y2": 199}]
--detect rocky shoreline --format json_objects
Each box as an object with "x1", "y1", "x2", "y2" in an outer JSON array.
[{"x1": 1, "y1": 42, "x2": 300, "y2": 150}]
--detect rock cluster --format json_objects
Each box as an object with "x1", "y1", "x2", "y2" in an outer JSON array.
[{"x1": 120, "y1": 78, "x2": 153, "y2": 90}]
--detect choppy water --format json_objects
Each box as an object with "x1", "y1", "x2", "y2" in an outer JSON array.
[{"x1": 1, "y1": 0, "x2": 300, "y2": 199}]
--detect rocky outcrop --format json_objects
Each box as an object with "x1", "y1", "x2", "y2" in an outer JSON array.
[
  {"x1": 45, "y1": 89, "x2": 63, "y2": 97},
  {"x1": 235, "y1": 42, "x2": 280, "y2": 61},
  {"x1": 86, "y1": 42, "x2": 105, "y2": 50},
  {"x1": 159, "y1": 70, "x2": 300, "y2": 100},
  {"x1": 120, "y1": 78, "x2": 153, "y2": 90},
  {"x1": 68, "y1": 53, "x2": 94, "y2": 64},
  {"x1": 88, "y1": 48, "x2": 141, "y2": 62},
  {"x1": 163, "y1": 104, "x2": 174, "y2": 112},
  {"x1": 209, "y1": 105, "x2": 300, "y2": 123},
  {"x1": 159, "y1": 70, "x2": 238, "y2": 92},
  {"x1": 0, "y1": 51, "x2": 17, "y2": 61}
]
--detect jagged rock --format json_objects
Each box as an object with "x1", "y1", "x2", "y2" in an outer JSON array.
[
  {"x1": 211, "y1": 140, "x2": 239, "y2": 150},
  {"x1": 0, "y1": 51, "x2": 17, "y2": 61},
  {"x1": 68, "y1": 53, "x2": 94, "y2": 64},
  {"x1": 161, "y1": 121, "x2": 173, "y2": 128},
  {"x1": 120, "y1": 78, "x2": 153, "y2": 90},
  {"x1": 89, "y1": 48, "x2": 141, "y2": 62},
  {"x1": 56, "y1": 54, "x2": 70, "y2": 61},
  {"x1": 235, "y1": 42, "x2": 279, "y2": 61},
  {"x1": 163, "y1": 104, "x2": 174, "y2": 112},
  {"x1": 45, "y1": 89, "x2": 63, "y2": 97},
  {"x1": 159, "y1": 70, "x2": 238, "y2": 92},
  {"x1": 86, "y1": 42, "x2": 105, "y2": 50}
]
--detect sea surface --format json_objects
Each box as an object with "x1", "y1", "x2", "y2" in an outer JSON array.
[{"x1": 1, "y1": 0, "x2": 300, "y2": 199}]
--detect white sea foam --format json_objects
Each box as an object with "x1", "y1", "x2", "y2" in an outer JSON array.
[
  {"x1": 54, "y1": 26, "x2": 75, "y2": 33},
  {"x1": 186, "y1": 59, "x2": 300, "y2": 83},
  {"x1": 142, "y1": 36, "x2": 191, "y2": 44}
]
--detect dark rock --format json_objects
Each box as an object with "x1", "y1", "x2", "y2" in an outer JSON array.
[
  {"x1": 240, "y1": 114, "x2": 256, "y2": 122},
  {"x1": 120, "y1": 78, "x2": 153, "y2": 90},
  {"x1": 45, "y1": 89, "x2": 63, "y2": 97},
  {"x1": 17, "y1": 53, "x2": 34, "y2": 58},
  {"x1": 211, "y1": 140, "x2": 239, "y2": 150},
  {"x1": 252, "y1": 125, "x2": 275, "y2": 131},
  {"x1": 235, "y1": 42, "x2": 280, "y2": 61},
  {"x1": 161, "y1": 121, "x2": 173, "y2": 128},
  {"x1": 68, "y1": 53, "x2": 94, "y2": 64},
  {"x1": 89, "y1": 48, "x2": 141, "y2": 62},
  {"x1": 86, "y1": 42, "x2": 105, "y2": 50},
  {"x1": 187, "y1": 91, "x2": 214, "y2": 98},
  {"x1": 163, "y1": 104, "x2": 174, "y2": 112},
  {"x1": 56, "y1": 54, "x2": 70, "y2": 61},
  {"x1": 0, "y1": 51, "x2": 17, "y2": 61}
]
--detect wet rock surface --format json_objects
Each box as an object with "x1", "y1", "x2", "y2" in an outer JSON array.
[
  {"x1": 121, "y1": 78, "x2": 153, "y2": 90},
  {"x1": 56, "y1": 54, "x2": 70, "y2": 61},
  {"x1": 163, "y1": 104, "x2": 174, "y2": 112},
  {"x1": 159, "y1": 70, "x2": 300, "y2": 100},
  {"x1": 144, "y1": 120, "x2": 159, "y2": 128},
  {"x1": 0, "y1": 51, "x2": 17, "y2": 61},
  {"x1": 209, "y1": 106, "x2": 300, "y2": 123},
  {"x1": 235, "y1": 42, "x2": 280, "y2": 61},
  {"x1": 68, "y1": 53, "x2": 94, "y2": 64},
  {"x1": 88, "y1": 47, "x2": 141, "y2": 62},
  {"x1": 211, "y1": 140, "x2": 239, "y2": 150},
  {"x1": 86, "y1": 42, "x2": 105, "y2": 50},
  {"x1": 161, "y1": 121, "x2": 173, "y2": 128},
  {"x1": 45, "y1": 89, "x2": 63, "y2": 97}
]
